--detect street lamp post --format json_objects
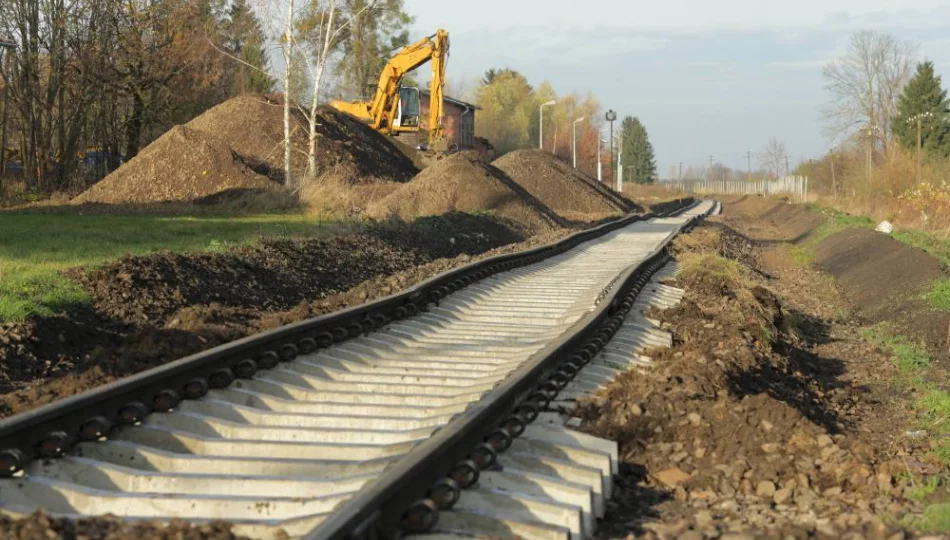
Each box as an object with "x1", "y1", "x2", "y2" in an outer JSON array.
[
  {"x1": 597, "y1": 136, "x2": 607, "y2": 183},
  {"x1": 0, "y1": 37, "x2": 15, "y2": 179},
  {"x1": 605, "y1": 109, "x2": 617, "y2": 181},
  {"x1": 572, "y1": 117, "x2": 584, "y2": 168},
  {"x1": 539, "y1": 100, "x2": 556, "y2": 151},
  {"x1": 616, "y1": 133, "x2": 623, "y2": 192}
]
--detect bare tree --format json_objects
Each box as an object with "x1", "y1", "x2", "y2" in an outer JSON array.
[
  {"x1": 759, "y1": 138, "x2": 788, "y2": 179},
  {"x1": 822, "y1": 31, "x2": 916, "y2": 151},
  {"x1": 282, "y1": 0, "x2": 294, "y2": 188}
]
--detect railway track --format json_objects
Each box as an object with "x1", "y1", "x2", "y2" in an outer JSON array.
[{"x1": 0, "y1": 199, "x2": 717, "y2": 539}]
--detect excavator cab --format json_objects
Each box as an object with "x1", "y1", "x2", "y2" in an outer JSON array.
[{"x1": 393, "y1": 87, "x2": 421, "y2": 129}]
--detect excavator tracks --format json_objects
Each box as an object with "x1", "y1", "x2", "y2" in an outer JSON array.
[{"x1": 0, "y1": 200, "x2": 716, "y2": 539}]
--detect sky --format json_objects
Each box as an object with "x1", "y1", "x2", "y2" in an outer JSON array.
[{"x1": 403, "y1": 0, "x2": 950, "y2": 177}]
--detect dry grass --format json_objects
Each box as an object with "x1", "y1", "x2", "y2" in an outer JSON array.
[
  {"x1": 809, "y1": 146, "x2": 950, "y2": 238},
  {"x1": 298, "y1": 167, "x2": 401, "y2": 220},
  {"x1": 623, "y1": 183, "x2": 687, "y2": 205}
]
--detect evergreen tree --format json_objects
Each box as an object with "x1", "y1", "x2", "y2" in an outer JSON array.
[
  {"x1": 619, "y1": 116, "x2": 657, "y2": 184},
  {"x1": 224, "y1": 0, "x2": 276, "y2": 94},
  {"x1": 892, "y1": 61, "x2": 950, "y2": 157}
]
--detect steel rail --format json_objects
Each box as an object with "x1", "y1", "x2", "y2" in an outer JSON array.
[
  {"x1": 0, "y1": 198, "x2": 695, "y2": 478},
  {"x1": 309, "y1": 200, "x2": 715, "y2": 538}
]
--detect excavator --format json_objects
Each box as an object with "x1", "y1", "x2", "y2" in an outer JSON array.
[{"x1": 329, "y1": 29, "x2": 449, "y2": 153}]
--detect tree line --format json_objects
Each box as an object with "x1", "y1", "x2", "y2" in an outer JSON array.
[
  {"x1": 0, "y1": 0, "x2": 413, "y2": 194},
  {"x1": 0, "y1": 0, "x2": 276, "y2": 192},
  {"x1": 474, "y1": 68, "x2": 657, "y2": 184},
  {"x1": 797, "y1": 30, "x2": 950, "y2": 199}
]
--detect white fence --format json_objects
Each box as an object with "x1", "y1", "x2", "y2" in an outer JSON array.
[{"x1": 663, "y1": 175, "x2": 809, "y2": 202}]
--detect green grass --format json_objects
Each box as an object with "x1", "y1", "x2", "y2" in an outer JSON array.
[
  {"x1": 789, "y1": 211, "x2": 876, "y2": 264},
  {"x1": 860, "y1": 326, "x2": 932, "y2": 375},
  {"x1": 925, "y1": 278, "x2": 950, "y2": 312},
  {"x1": 906, "y1": 504, "x2": 950, "y2": 533},
  {"x1": 0, "y1": 211, "x2": 339, "y2": 322},
  {"x1": 894, "y1": 228, "x2": 950, "y2": 267},
  {"x1": 905, "y1": 474, "x2": 943, "y2": 502},
  {"x1": 862, "y1": 325, "x2": 950, "y2": 532}
]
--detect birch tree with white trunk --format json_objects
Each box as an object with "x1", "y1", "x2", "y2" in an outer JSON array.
[{"x1": 283, "y1": 0, "x2": 295, "y2": 188}]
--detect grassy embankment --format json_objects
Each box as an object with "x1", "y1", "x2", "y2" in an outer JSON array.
[
  {"x1": 0, "y1": 212, "x2": 339, "y2": 322},
  {"x1": 788, "y1": 204, "x2": 950, "y2": 533}
]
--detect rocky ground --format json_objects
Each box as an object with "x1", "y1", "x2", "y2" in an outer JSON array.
[{"x1": 577, "y1": 201, "x2": 948, "y2": 539}]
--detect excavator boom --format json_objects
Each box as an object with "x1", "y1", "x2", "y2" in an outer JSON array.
[{"x1": 330, "y1": 29, "x2": 449, "y2": 150}]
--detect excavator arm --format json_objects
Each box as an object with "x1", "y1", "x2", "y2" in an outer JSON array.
[{"x1": 330, "y1": 29, "x2": 449, "y2": 149}]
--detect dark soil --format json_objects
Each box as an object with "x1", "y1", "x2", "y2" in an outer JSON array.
[
  {"x1": 724, "y1": 195, "x2": 825, "y2": 242},
  {"x1": 492, "y1": 149, "x2": 638, "y2": 220},
  {"x1": 0, "y1": 214, "x2": 574, "y2": 418},
  {"x1": 815, "y1": 228, "x2": 950, "y2": 361},
  {"x1": 72, "y1": 126, "x2": 277, "y2": 205},
  {"x1": 0, "y1": 511, "x2": 245, "y2": 540},
  {"x1": 70, "y1": 213, "x2": 521, "y2": 325},
  {"x1": 73, "y1": 94, "x2": 419, "y2": 205},
  {"x1": 187, "y1": 94, "x2": 418, "y2": 185},
  {"x1": 577, "y1": 221, "x2": 939, "y2": 539},
  {"x1": 367, "y1": 151, "x2": 565, "y2": 233},
  {"x1": 720, "y1": 196, "x2": 950, "y2": 365}
]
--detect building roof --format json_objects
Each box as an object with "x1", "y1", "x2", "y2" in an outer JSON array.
[{"x1": 420, "y1": 89, "x2": 480, "y2": 110}]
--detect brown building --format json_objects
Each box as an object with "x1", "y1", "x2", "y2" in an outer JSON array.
[{"x1": 420, "y1": 90, "x2": 479, "y2": 151}]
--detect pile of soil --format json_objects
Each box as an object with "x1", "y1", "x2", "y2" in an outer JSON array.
[
  {"x1": 724, "y1": 195, "x2": 825, "y2": 242},
  {"x1": 0, "y1": 214, "x2": 571, "y2": 417},
  {"x1": 815, "y1": 227, "x2": 949, "y2": 361},
  {"x1": 0, "y1": 511, "x2": 243, "y2": 540},
  {"x1": 577, "y1": 223, "x2": 938, "y2": 538},
  {"x1": 187, "y1": 94, "x2": 418, "y2": 184},
  {"x1": 493, "y1": 149, "x2": 638, "y2": 220},
  {"x1": 367, "y1": 152, "x2": 564, "y2": 233},
  {"x1": 720, "y1": 197, "x2": 950, "y2": 364},
  {"x1": 72, "y1": 213, "x2": 524, "y2": 325},
  {"x1": 73, "y1": 94, "x2": 419, "y2": 205},
  {"x1": 72, "y1": 126, "x2": 276, "y2": 204}
]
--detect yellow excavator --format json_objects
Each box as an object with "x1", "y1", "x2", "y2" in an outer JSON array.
[{"x1": 330, "y1": 29, "x2": 449, "y2": 153}]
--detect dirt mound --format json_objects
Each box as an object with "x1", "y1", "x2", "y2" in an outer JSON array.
[
  {"x1": 578, "y1": 224, "x2": 930, "y2": 539},
  {"x1": 723, "y1": 196, "x2": 825, "y2": 241},
  {"x1": 367, "y1": 151, "x2": 564, "y2": 232},
  {"x1": 493, "y1": 149, "x2": 638, "y2": 219},
  {"x1": 71, "y1": 213, "x2": 524, "y2": 325},
  {"x1": 73, "y1": 126, "x2": 276, "y2": 204},
  {"x1": 0, "y1": 215, "x2": 560, "y2": 418},
  {"x1": 816, "y1": 228, "x2": 942, "y2": 314},
  {"x1": 74, "y1": 94, "x2": 418, "y2": 205},
  {"x1": 815, "y1": 228, "x2": 949, "y2": 358},
  {"x1": 186, "y1": 94, "x2": 417, "y2": 184}
]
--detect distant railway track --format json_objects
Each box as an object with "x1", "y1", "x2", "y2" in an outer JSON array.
[{"x1": 0, "y1": 199, "x2": 716, "y2": 539}]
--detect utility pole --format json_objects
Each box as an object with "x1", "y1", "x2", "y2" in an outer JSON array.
[
  {"x1": 784, "y1": 154, "x2": 790, "y2": 177},
  {"x1": 616, "y1": 133, "x2": 623, "y2": 192},
  {"x1": 605, "y1": 110, "x2": 617, "y2": 182},
  {"x1": 916, "y1": 114, "x2": 923, "y2": 185},
  {"x1": 678, "y1": 162, "x2": 683, "y2": 181},
  {"x1": 745, "y1": 151, "x2": 752, "y2": 181},
  {"x1": 572, "y1": 117, "x2": 584, "y2": 169}
]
